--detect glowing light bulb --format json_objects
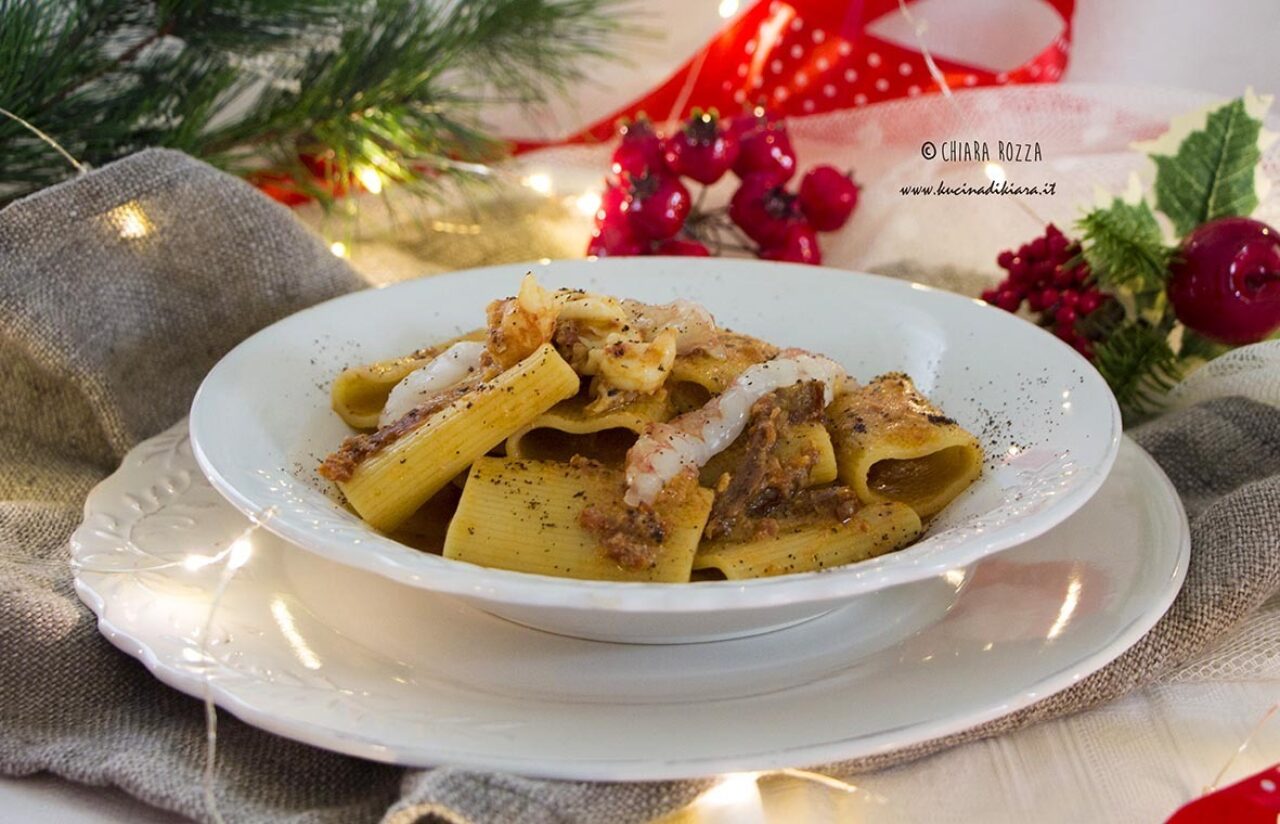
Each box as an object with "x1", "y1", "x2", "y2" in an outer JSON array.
[
  {"x1": 107, "y1": 202, "x2": 153, "y2": 239},
  {"x1": 227, "y1": 536, "x2": 254, "y2": 571},
  {"x1": 575, "y1": 190, "x2": 602, "y2": 217},
  {"x1": 355, "y1": 166, "x2": 383, "y2": 194},
  {"x1": 183, "y1": 554, "x2": 219, "y2": 572},
  {"x1": 698, "y1": 772, "x2": 764, "y2": 814},
  {"x1": 522, "y1": 172, "x2": 553, "y2": 195}
]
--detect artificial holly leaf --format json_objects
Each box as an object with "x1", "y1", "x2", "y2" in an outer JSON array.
[
  {"x1": 1147, "y1": 97, "x2": 1264, "y2": 236},
  {"x1": 1078, "y1": 198, "x2": 1171, "y2": 297}
]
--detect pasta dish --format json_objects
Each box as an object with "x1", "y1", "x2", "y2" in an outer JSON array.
[{"x1": 319, "y1": 275, "x2": 983, "y2": 583}]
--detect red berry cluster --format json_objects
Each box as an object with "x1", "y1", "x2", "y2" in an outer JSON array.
[
  {"x1": 982, "y1": 224, "x2": 1112, "y2": 358},
  {"x1": 588, "y1": 109, "x2": 859, "y2": 264}
]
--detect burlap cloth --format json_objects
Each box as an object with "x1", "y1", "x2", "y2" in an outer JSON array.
[{"x1": 1, "y1": 150, "x2": 1277, "y2": 824}]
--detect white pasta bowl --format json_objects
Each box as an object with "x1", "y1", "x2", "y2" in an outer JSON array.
[{"x1": 190, "y1": 257, "x2": 1120, "y2": 643}]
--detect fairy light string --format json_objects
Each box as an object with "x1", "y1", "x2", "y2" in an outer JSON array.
[{"x1": 0, "y1": 106, "x2": 86, "y2": 174}]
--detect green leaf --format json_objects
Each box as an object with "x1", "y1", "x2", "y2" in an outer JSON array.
[
  {"x1": 1150, "y1": 97, "x2": 1263, "y2": 236},
  {"x1": 1092, "y1": 322, "x2": 1182, "y2": 423},
  {"x1": 1078, "y1": 198, "x2": 1172, "y2": 296}
]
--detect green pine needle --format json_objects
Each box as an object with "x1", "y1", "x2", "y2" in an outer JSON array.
[
  {"x1": 1077, "y1": 198, "x2": 1172, "y2": 297},
  {"x1": 1092, "y1": 322, "x2": 1182, "y2": 422},
  {"x1": 0, "y1": 0, "x2": 634, "y2": 206}
]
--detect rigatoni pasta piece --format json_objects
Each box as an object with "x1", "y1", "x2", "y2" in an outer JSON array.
[
  {"x1": 334, "y1": 344, "x2": 580, "y2": 531},
  {"x1": 331, "y1": 329, "x2": 486, "y2": 429},
  {"x1": 504, "y1": 391, "x2": 672, "y2": 466},
  {"x1": 698, "y1": 421, "x2": 837, "y2": 488},
  {"x1": 669, "y1": 331, "x2": 779, "y2": 411},
  {"x1": 827, "y1": 373, "x2": 982, "y2": 518},
  {"x1": 693, "y1": 501, "x2": 921, "y2": 579},
  {"x1": 444, "y1": 457, "x2": 714, "y2": 582}
]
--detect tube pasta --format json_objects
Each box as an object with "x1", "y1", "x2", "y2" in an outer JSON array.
[
  {"x1": 669, "y1": 331, "x2": 779, "y2": 410},
  {"x1": 444, "y1": 457, "x2": 714, "y2": 582},
  {"x1": 330, "y1": 329, "x2": 485, "y2": 429},
  {"x1": 828, "y1": 373, "x2": 983, "y2": 518},
  {"x1": 337, "y1": 344, "x2": 580, "y2": 532},
  {"x1": 693, "y1": 502, "x2": 922, "y2": 579},
  {"x1": 699, "y1": 421, "x2": 837, "y2": 488},
  {"x1": 505, "y1": 391, "x2": 673, "y2": 466}
]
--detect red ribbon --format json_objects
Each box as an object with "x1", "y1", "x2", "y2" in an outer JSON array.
[
  {"x1": 515, "y1": 0, "x2": 1075, "y2": 151},
  {"x1": 1166, "y1": 764, "x2": 1280, "y2": 823}
]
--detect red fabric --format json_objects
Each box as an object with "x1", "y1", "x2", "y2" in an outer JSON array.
[
  {"x1": 1166, "y1": 764, "x2": 1280, "y2": 823},
  {"x1": 514, "y1": 0, "x2": 1075, "y2": 152}
]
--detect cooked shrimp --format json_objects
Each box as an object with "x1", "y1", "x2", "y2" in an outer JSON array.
[
  {"x1": 623, "y1": 350, "x2": 847, "y2": 506},
  {"x1": 622, "y1": 298, "x2": 721, "y2": 355},
  {"x1": 379, "y1": 341, "x2": 487, "y2": 426},
  {"x1": 584, "y1": 327, "x2": 678, "y2": 395},
  {"x1": 485, "y1": 273, "x2": 558, "y2": 369}
]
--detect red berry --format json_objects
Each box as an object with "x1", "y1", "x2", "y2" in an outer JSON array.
[
  {"x1": 1052, "y1": 265, "x2": 1076, "y2": 289},
  {"x1": 993, "y1": 288, "x2": 1022, "y2": 312},
  {"x1": 1030, "y1": 260, "x2": 1054, "y2": 285},
  {"x1": 1008, "y1": 257, "x2": 1030, "y2": 283},
  {"x1": 627, "y1": 173, "x2": 692, "y2": 241},
  {"x1": 797, "y1": 165, "x2": 859, "y2": 231},
  {"x1": 760, "y1": 222, "x2": 821, "y2": 265},
  {"x1": 1055, "y1": 305, "x2": 1078, "y2": 329},
  {"x1": 1077, "y1": 289, "x2": 1104, "y2": 315},
  {"x1": 654, "y1": 237, "x2": 711, "y2": 256},
  {"x1": 1167, "y1": 216, "x2": 1280, "y2": 345},
  {"x1": 729, "y1": 174, "x2": 798, "y2": 246},
  {"x1": 1028, "y1": 287, "x2": 1058, "y2": 311},
  {"x1": 610, "y1": 117, "x2": 663, "y2": 180},
  {"x1": 587, "y1": 220, "x2": 645, "y2": 257},
  {"x1": 1028, "y1": 236, "x2": 1048, "y2": 259},
  {"x1": 733, "y1": 121, "x2": 797, "y2": 183},
  {"x1": 981, "y1": 287, "x2": 1000, "y2": 304},
  {"x1": 595, "y1": 185, "x2": 629, "y2": 226},
  {"x1": 663, "y1": 111, "x2": 740, "y2": 185},
  {"x1": 727, "y1": 109, "x2": 769, "y2": 144},
  {"x1": 997, "y1": 250, "x2": 1015, "y2": 270}
]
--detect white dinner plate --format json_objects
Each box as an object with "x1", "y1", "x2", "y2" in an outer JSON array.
[
  {"x1": 187, "y1": 258, "x2": 1121, "y2": 642},
  {"x1": 72, "y1": 423, "x2": 1186, "y2": 780}
]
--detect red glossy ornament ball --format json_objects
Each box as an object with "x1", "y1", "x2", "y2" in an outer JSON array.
[{"x1": 1167, "y1": 216, "x2": 1280, "y2": 345}]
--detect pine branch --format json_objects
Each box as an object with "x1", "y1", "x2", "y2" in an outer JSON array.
[
  {"x1": 0, "y1": 0, "x2": 633, "y2": 206},
  {"x1": 1092, "y1": 321, "x2": 1182, "y2": 423},
  {"x1": 1077, "y1": 198, "x2": 1172, "y2": 297}
]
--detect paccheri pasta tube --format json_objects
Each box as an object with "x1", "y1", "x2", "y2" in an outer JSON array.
[{"x1": 827, "y1": 373, "x2": 983, "y2": 518}]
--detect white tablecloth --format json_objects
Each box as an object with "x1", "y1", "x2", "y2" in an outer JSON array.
[{"x1": 6, "y1": 0, "x2": 1279, "y2": 820}]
